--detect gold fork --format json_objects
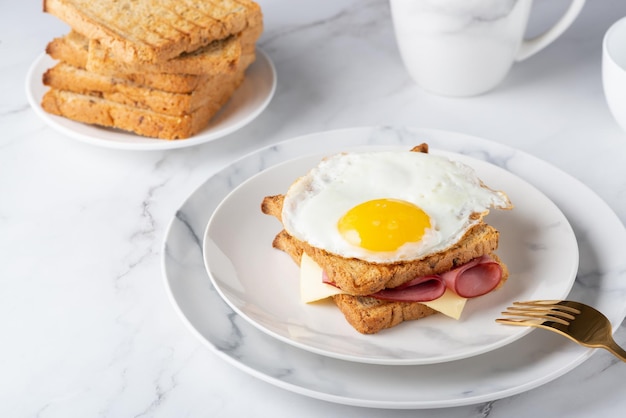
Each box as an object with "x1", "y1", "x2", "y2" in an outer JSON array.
[{"x1": 496, "y1": 300, "x2": 626, "y2": 362}]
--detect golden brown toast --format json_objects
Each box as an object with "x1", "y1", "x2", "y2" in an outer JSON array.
[
  {"x1": 46, "y1": 31, "x2": 88, "y2": 69},
  {"x1": 41, "y1": 81, "x2": 242, "y2": 139},
  {"x1": 43, "y1": 0, "x2": 262, "y2": 63},
  {"x1": 86, "y1": 36, "x2": 241, "y2": 76},
  {"x1": 331, "y1": 252, "x2": 509, "y2": 334},
  {"x1": 277, "y1": 229, "x2": 509, "y2": 334},
  {"x1": 273, "y1": 225, "x2": 508, "y2": 334},
  {"x1": 42, "y1": 53, "x2": 254, "y2": 116},
  {"x1": 332, "y1": 295, "x2": 438, "y2": 334},
  {"x1": 45, "y1": 31, "x2": 212, "y2": 94}
]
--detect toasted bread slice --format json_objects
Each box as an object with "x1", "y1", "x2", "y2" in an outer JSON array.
[
  {"x1": 43, "y1": 0, "x2": 262, "y2": 63},
  {"x1": 46, "y1": 26, "x2": 262, "y2": 93},
  {"x1": 46, "y1": 31, "x2": 89, "y2": 69},
  {"x1": 261, "y1": 143, "x2": 506, "y2": 294},
  {"x1": 86, "y1": 36, "x2": 241, "y2": 76},
  {"x1": 261, "y1": 186, "x2": 501, "y2": 296},
  {"x1": 85, "y1": 18, "x2": 262, "y2": 75},
  {"x1": 332, "y1": 294, "x2": 438, "y2": 334},
  {"x1": 43, "y1": 53, "x2": 254, "y2": 116},
  {"x1": 267, "y1": 221, "x2": 500, "y2": 295},
  {"x1": 332, "y1": 252, "x2": 509, "y2": 334},
  {"x1": 41, "y1": 80, "x2": 242, "y2": 139},
  {"x1": 46, "y1": 31, "x2": 211, "y2": 94}
]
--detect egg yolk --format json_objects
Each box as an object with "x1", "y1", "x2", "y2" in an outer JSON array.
[{"x1": 337, "y1": 199, "x2": 431, "y2": 252}]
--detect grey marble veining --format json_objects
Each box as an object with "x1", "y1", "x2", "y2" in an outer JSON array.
[
  {"x1": 3, "y1": 1, "x2": 626, "y2": 417},
  {"x1": 164, "y1": 126, "x2": 626, "y2": 410}
]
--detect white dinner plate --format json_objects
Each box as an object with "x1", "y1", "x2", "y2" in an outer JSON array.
[
  {"x1": 202, "y1": 147, "x2": 578, "y2": 365},
  {"x1": 162, "y1": 127, "x2": 626, "y2": 409},
  {"x1": 25, "y1": 50, "x2": 276, "y2": 150}
]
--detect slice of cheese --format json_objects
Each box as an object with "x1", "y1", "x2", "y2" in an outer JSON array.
[
  {"x1": 299, "y1": 253, "x2": 467, "y2": 319},
  {"x1": 421, "y1": 288, "x2": 467, "y2": 320},
  {"x1": 300, "y1": 252, "x2": 343, "y2": 303}
]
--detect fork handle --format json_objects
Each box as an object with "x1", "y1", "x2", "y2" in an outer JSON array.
[{"x1": 605, "y1": 340, "x2": 626, "y2": 362}]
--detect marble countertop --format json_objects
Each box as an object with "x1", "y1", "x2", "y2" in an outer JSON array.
[{"x1": 3, "y1": 0, "x2": 626, "y2": 416}]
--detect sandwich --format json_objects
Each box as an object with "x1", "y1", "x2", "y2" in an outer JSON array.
[{"x1": 261, "y1": 144, "x2": 513, "y2": 334}]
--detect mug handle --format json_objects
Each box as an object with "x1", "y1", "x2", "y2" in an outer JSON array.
[{"x1": 516, "y1": 0, "x2": 586, "y2": 61}]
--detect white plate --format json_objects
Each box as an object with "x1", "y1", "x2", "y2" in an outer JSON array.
[
  {"x1": 203, "y1": 148, "x2": 578, "y2": 365},
  {"x1": 162, "y1": 127, "x2": 626, "y2": 409},
  {"x1": 25, "y1": 50, "x2": 276, "y2": 150}
]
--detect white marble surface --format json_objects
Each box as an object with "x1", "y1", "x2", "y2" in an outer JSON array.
[{"x1": 3, "y1": 0, "x2": 626, "y2": 416}]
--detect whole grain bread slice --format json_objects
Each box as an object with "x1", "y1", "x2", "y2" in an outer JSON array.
[
  {"x1": 43, "y1": 0, "x2": 262, "y2": 63},
  {"x1": 86, "y1": 35, "x2": 242, "y2": 75},
  {"x1": 278, "y1": 238, "x2": 509, "y2": 334},
  {"x1": 332, "y1": 294, "x2": 438, "y2": 334},
  {"x1": 84, "y1": 16, "x2": 262, "y2": 75},
  {"x1": 47, "y1": 21, "x2": 262, "y2": 74},
  {"x1": 46, "y1": 31, "x2": 213, "y2": 93},
  {"x1": 46, "y1": 31, "x2": 89, "y2": 69},
  {"x1": 261, "y1": 144, "x2": 508, "y2": 295},
  {"x1": 332, "y1": 252, "x2": 509, "y2": 334},
  {"x1": 41, "y1": 82, "x2": 242, "y2": 139},
  {"x1": 267, "y1": 221, "x2": 501, "y2": 296},
  {"x1": 42, "y1": 53, "x2": 253, "y2": 116}
]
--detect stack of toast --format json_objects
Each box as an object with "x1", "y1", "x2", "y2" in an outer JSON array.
[{"x1": 40, "y1": 0, "x2": 263, "y2": 140}]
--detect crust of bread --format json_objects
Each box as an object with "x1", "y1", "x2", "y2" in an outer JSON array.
[{"x1": 43, "y1": 0, "x2": 262, "y2": 63}]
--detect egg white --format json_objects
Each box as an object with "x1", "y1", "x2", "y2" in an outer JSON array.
[{"x1": 281, "y1": 150, "x2": 511, "y2": 263}]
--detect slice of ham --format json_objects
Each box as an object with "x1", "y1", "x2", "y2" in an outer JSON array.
[
  {"x1": 370, "y1": 276, "x2": 446, "y2": 302},
  {"x1": 322, "y1": 255, "x2": 502, "y2": 303},
  {"x1": 440, "y1": 255, "x2": 502, "y2": 298}
]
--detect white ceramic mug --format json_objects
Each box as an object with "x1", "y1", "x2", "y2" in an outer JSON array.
[
  {"x1": 390, "y1": 0, "x2": 586, "y2": 97},
  {"x1": 603, "y1": 16, "x2": 626, "y2": 133}
]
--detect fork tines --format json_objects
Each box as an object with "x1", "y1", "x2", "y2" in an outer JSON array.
[
  {"x1": 497, "y1": 300, "x2": 582, "y2": 326},
  {"x1": 495, "y1": 300, "x2": 626, "y2": 362}
]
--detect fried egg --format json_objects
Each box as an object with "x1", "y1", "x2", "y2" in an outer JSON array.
[{"x1": 281, "y1": 150, "x2": 511, "y2": 263}]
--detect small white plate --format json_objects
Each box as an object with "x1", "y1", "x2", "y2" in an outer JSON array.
[
  {"x1": 25, "y1": 49, "x2": 276, "y2": 150},
  {"x1": 202, "y1": 146, "x2": 578, "y2": 365},
  {"x1": 163, "y1": 127, "x2": 626, "y2": 408}
]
